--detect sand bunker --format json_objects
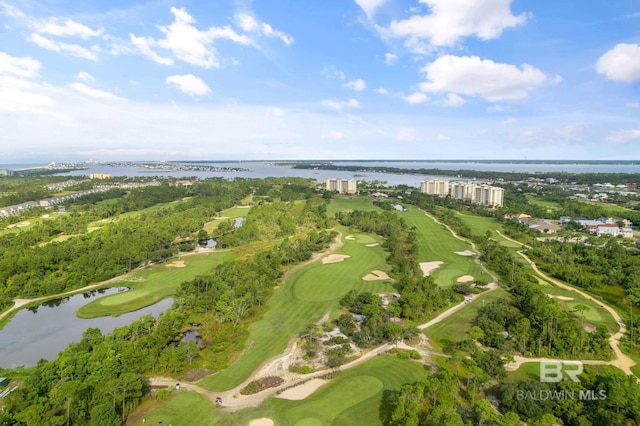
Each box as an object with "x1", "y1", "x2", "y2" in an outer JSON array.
[
  {"x1": 345, "y1": 235, "x2": 355, "y2": 240},
  {"x1": 457, "y1": 275, "x2": 474, "y2": 283},
  {"x1": 8, "y1": 221, "x2": 31, "y2": 228},
  {"x1": 420, "y1": 261, "x2": 443, "y2": 276},
  {"x1": 237, "y1": 205, "x2": 252, "y2": 208},
  {"x1": 322, "y1": 254, "x2": 350, "y2": 264},
  {"x1": 549, "y1": 295, "x2": 574, "y2": 301},
  {"x1": 276, "y1": 379, "x2": 328, "y2": 401},
  {"x1": 41, "y1": 214, "x2": 50, "y2": 218},
  {"x1": 366, "y1": 243, "x2": 379, "y2": 247},
  {"x1": 455, "y1": 250, "x2": 475, "y2": 256},
  {"x1": 363, "y1": 270, "x2": 391, "y2": 281},
  {"x1": 165, "y1": 260, "x2": 186, "y2": 268},
  {"x1": 249, "y1": 418, "x2": 274, "y2": 426}
]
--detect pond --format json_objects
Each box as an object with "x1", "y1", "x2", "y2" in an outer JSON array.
[{"x1": 0, "y1": 288, "x2": 173, "y2": 368}]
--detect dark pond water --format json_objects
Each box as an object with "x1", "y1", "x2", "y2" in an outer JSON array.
[{"x1": 0, "y1": 288, "x2": 172, "y2": 368}]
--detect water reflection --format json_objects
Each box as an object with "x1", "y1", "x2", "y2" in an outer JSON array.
[{"x1": 0, "y1": 288, "x2": 172, "y2": 368}]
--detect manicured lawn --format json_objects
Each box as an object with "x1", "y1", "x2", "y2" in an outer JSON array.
[
  {"x1": 455, "y1": 212, "x2": 522, "y2": 249},
  {"x1": 541, "y1": 286, "x2": 618, "y2": 332},
  {"x1": 526, "y1": 195, "x2": 562, "y2": 213},
  {"x1": 326, "y1": 195, "x2": 381, "y2": 217},
  {"x1": 506, "y1": 361, "x2": 540, "y2": 383},
  {"x1": 203, "y1": 205, "x2": 252, "y2": 233},
  {"x1": 199, "y1": 228, "x2": 395, "y2": 392},
  {"x1": 132, "y1": 356, "x2": 427, "y2": 426},
  {"x1": 427, "y1": 287, "x2": 510, "y2": 345},
  {"x1": 402, "y1": 207, "x2": 490, "y2": 287},
  {"x1": 76, "y1": 252, "x2": 226, "y2": 318}
]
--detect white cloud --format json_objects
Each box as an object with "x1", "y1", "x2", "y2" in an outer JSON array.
[
  {"x1": 376, "y1": 87, "x2": 388, "y2": 94},
  {"x1": 0, "y1": 51, "x2": 40, "y2": 77},
  {"x1": 34, "y1": 18, "x2": 102, "y2": 39},
  {"x1": 234, "y1": 13, "x2": 293, "y2": 45},
  {"x1": 502, "y1": 116, "x2": 517, "y2": 124},
  {"x1": 343, "y1": 78, "x2": 366, "y2": 91},
  {"x1": 321, "y1": 65, "x2": 346, "y2": 80},
  {"x1": 627, "y1": 102, "x2": 640, "y2": 109},
  {"x1": 131, "y1": 7, "x2": 251, "y2": 69},
  {"x1": 266, "y1": 107, "x2": 285, "y2": 116},
  {"x1": 355, "y1": 0, "x2": 389, "y2": 19},
  {"x1": 596, "y1": 43, "x2": 640, "y2": 83},
  {"x1": 486, "y1": 104, "x2": 510, "y2": 113},
  {"x1": 404, "y1": 92, "x2": 429, "y2": 104},
  {"x1": 28, "y1": 33, "x2": 98, "y2": 61},
  {"x1": 321, "y1": 98, "x2": 360, "y2": 110},
  {"x1": 418, "y1": 55, "x2": 552, "y2": 101},
  {"x1": 69, "y1": 82, "x2": 120, "y2": 100},
  {"x1": 166, "y1": 74, "x2": 211, "y2": 96},
  {"x1": 384, "y1": 0, "x2": 529, "y2": 51},
  {"x1": 321, "y1": 131, "x2": 345, "y2": 140},
  {"x1": 396, "y1": 127, "x2": 416, "y2": 141},
  {"x1": 607, "y1": 128, "x2": 640, "y2": 144},
  {"x1": 439, "y1": 93, "x2": 465, "y2": 107},
  {"x1": 385, "y1": 52, "x2": 397, "y2": 65},
  {"x1": 74, "y1": 72, "x2": 94, "y2": 82},
  {"x1": 0, "y1": 1, "x2": 25, "y2": 18}
]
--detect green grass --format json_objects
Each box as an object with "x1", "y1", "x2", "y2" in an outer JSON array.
[
  {"x1": 455, "y1": 212, "x2": 522, "y2": 249},
  {"x1": 578, "y1": 200, "x2": 633, "y2": 213},
  {"x1": 402, "y1": 207, "x2": 490, "y2": 287},
  {"x1": 506, "y1": 361, "x2": 541, "y2": 383},
  {"x1": 540, "y1": 286, "x2": 618, "y2": 332},
  {"x1": 198, "y1": 228, "x2": 395, "y2": 392},
  {"x1": 76, "y1": 252, "x2": 226, "y2": 318},
  {"x1": 203, "y1": 205, "x2": 252, "y2": 233},
  {"x1": 427, "y1": 286, "x2": 510, "y2": 345},
  {"x1": 525, "y1": 196, "x2": 562, "y2": 212},
  {"x1": 326, "y1": 196, "x2": 381, "y2": 217},
  {"x1": 132, "y1": 356, "x2": 427, "y2": 426}
]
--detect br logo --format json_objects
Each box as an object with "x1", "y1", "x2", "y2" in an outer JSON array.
[{"x1": 540, "y1": 360, "x2": 584, "y2": 383}]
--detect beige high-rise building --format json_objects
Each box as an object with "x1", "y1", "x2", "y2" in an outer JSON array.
[
  {"x1": 422, "y1": 180, "x2": 503, "y2": 207},
  {"x1": 326, "y1": 178, "x2": 356, "y2": 194}
]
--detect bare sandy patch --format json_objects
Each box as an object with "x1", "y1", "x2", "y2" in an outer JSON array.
[
  {"x1": 363, "y1": 270, "x2": 391, "y2": 281},
  {"x1": 345, "y1": 235, "x2": 355, "y2": 240},
  {"x1": 455, "y1": 250, "x2": 475, "y2": 256},
  {"x1": 420, "y1": 261, "x2": 443, "y2": 276},
  {"x1": 322, "y1": 254, "x2": 350, "y2": 264},
  {"x1": 276, "y1": 379, "x2": 328, "y2": 401},
  {"x1": 8, "y1": 221, "x2": 31, "y2": 228},
  {"x1": 237, "y1": 205, "x2": 252, "y2": 209},
  {"x1": 248, "y1": 418, "x2": 274, "y2": 426},
  {"x1": 165, "y1": 260, "x2": 186, "y2": 268},
  {"x1": 366, "y1": 243, "x2": 379, "y2": 247},
  {"x1": 457, "y1": 275, "x2": 474, "y2": 283},
  {"x1": 41, "y1": 214, "x2": 50, "y2": 218},
  {"x1": 549, "y1": 295, "x2": 574, "y2": 301}
]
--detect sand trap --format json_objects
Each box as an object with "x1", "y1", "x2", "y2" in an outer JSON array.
[
  {"x1": 365, "y1": 243, "x2": 379, "y2": 247},
  {"x1": 549, "y1": 295, "x2": 574, "y2": 301},
  {"x1": 345, "y1": 235, "x2": 355, "y2": 240},
  {"x1": 42, "y1": 214, "x2": 50, "y2": 218},
  {"x1": 363, "y1": 270, "x2": 391, "y2": 281},
  {"x1": 276, "y1": 379, "x2": 328, "y2": 401},
  {"x1": 455, "y1": 250, "x2": 475, "y2": 256},
  {"x1": 237, "y1": 205, "x2": 252, "y2": 208},
  {"x1": 8, "y1": 221, "x2": 31, "y2": 228},
  {"x1": 322, "y1": 254, "x2": 350, "y2": 264},
  {"x1": 420, "y1": 261, "x2": 443, "y2": 276},
  {"x1": 457, "y1": 275, "x2": 474, "y2": 283},
  {"x1": 165, "y1": 260, "x2": 186, "y2": 268},
  {"x1": 249, "y1": 418, "x2": 274, "y2": 426}
]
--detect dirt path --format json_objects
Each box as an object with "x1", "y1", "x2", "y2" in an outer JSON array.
[{"x1": 516, "y1": 250, "x2": 636, "y2": 376}]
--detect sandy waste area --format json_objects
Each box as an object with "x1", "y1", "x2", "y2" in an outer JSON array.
[
  {"x1": 420, "y1": 261, "x2": 443, "y2": 276},
  {"x1": 322, "y1": 254, "x2": 350, "y2": 264},
  {"x1": 276, "y1": 379, "x2": 329, "y2": 401},
  {"x1": 165, "y1": 260, "x2": 186, "y2": 268}
]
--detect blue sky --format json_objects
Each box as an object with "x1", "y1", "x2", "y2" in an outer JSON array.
[{"x1": 0, "y1": 0, "x2": 639, "y2": 162}]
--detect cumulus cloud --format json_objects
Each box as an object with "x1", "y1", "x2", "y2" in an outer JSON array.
[
  {"x1": 321, "y1": 65, "x2": 346, "y2": 80},
  {"x1": 486, "y1": 104, "x2": 510, "y2": 113},
  {"x1": 321, "y1": 98, "x2": 360, "y2": 110},
  {"x1": 234, "y1": 13, "x2": 293, "y2": 45},
  {"x1": 34, "y1": 18, "x2": 102, "y2": 39},
  {"x1": 607, "y1": 128, "x2": 640, "y2": 144},
  {"x1": 385, "y1": 52, "x2": 397, "y2": 65},
  {"x1": 0, "y1": 51, "x2": 54, "y2": 113},
  {"x1": 0, "y1": 51, "x2": 40, "y2": 77},
  {"x1": 438, "y1": 93, "x2": 465, "y2": 107},
  {"x1": 596, "y1": 43, "x2": 640, "y2": 83},
  {"x1": 74, "y1": 71, "x2": 94, "y2": 82},
  {"x1": 627, "y1": 102, "x2": 640, "y2": 109},
  {"x1": 166, "y1": 74, "x2": 211, "y2": 96},
  {"x1": 355, "y1": 0, "x2": 389, "y2": 19},
  {"x1": 28, "y1": 33, "x2": 98, "y2": 61},
  {"x1": 383, "y1": 0, "x2": 529, "y2": 51},
  {"x1": 418, "y1": 55, "x2": 552, "y2": 101},
  {"x1": 69, "y1": 82, "x2": 120, "y2": 100},
  {"x1": 130, "y1": 7, "x2": 251, "y2": 68},
  {"x1": 343, "y1": 78, "x2": 366, "y2": 91},
  {"x1": 376, "y1": 87, "x2": 389, "y2": 94},
  {"x1": 404, "y1": 92, "x2": 429, "y2": 104}
]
